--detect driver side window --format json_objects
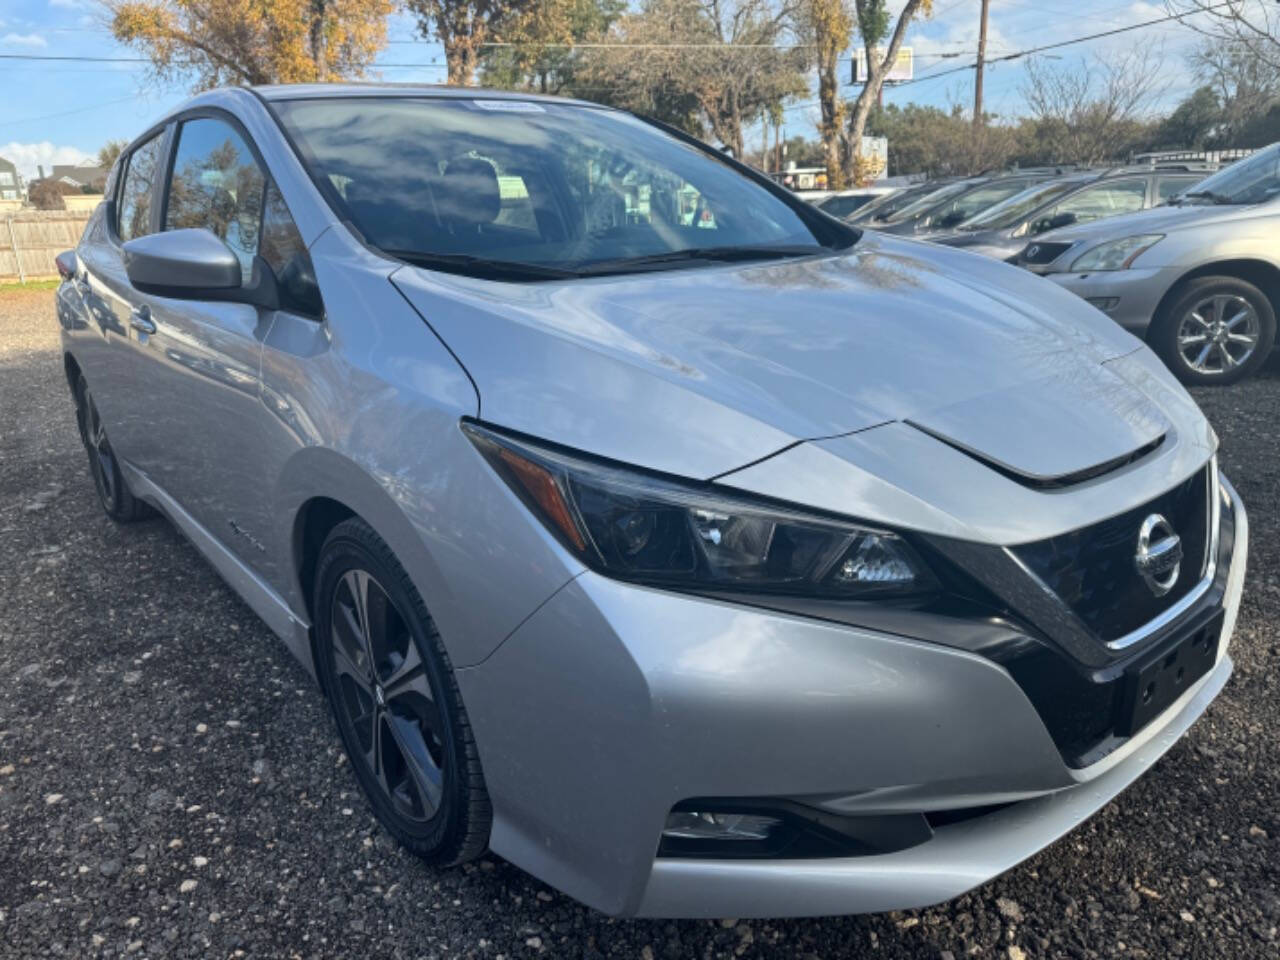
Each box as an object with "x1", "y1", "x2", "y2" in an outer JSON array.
[
  {"x1": 1050, "y1": 179, "x2": 1146, "y2": 225},
  {"x1": 165, "y1": 118, "x2": 265, "y2": 284},
  {"x1": 163, "y1": 115, "x2": 321, "y2": 317}
]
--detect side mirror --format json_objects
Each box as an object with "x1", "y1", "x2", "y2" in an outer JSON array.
[
  {"x1": 123, "y1": 228, "x2": 241, "y2": 292},
  {"x1": 122, "y1": 228, "x2": 278, "y2": 309}
]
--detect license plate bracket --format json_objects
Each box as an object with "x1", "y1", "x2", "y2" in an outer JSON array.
[{"x1": 1116, "y1": 610, "x2": 1223, "y2": 737}]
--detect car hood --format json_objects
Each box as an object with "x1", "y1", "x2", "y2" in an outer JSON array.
[{"x1": 392, "y1": 233, "x2": 1192, "y2": 484}]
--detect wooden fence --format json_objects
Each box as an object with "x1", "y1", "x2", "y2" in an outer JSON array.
[{"x1": 1, "y1": 210, "x2": 94, "y2": 283}]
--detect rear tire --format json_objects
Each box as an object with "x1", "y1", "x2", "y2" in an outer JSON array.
[
  {"x1": 74, "y1": 374, "x2": 150, "y2": 522},
  {"x1": 313, "y1": 517, "x2": 491, "y2": 865},
  {"x1": 1149, "y1": 276, "x2": 1276, "y2": 386}
]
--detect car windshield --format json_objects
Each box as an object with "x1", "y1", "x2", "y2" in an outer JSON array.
[
  {"x1": 958, "y1": 179, "x2": 1083, "y2": 230},
  {"x1": 1175, "y1": 143, "x2": 1280, "y2": 205},
  {"x1": 273, "y1": 97, "x2": 837, "y2": 278},
  {"x1": 878, "y1": 180, "x2": 974, "y2": 224}
]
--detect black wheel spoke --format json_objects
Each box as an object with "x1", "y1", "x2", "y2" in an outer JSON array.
[
  {"x1": 332, "y1": 639, "x2": 373, "y2": 696},
  {"x1": 385, "y1": 709, "x2": 443, "y2": 817},
  {"x1": 382, "y1": 640, "x2": 426, "y2": 701}
]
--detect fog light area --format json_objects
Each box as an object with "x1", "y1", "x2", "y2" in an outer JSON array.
[{"x1": 662, "y1": 811, "x2": 781, "y2": 841}]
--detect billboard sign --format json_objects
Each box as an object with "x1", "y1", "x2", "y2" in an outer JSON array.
[{"x1": 852, "y1": 46, "x2": 914, "y2": 84}]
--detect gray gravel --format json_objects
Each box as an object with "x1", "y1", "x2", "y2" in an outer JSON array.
[{"x1": 1, "y1": 287, "x2": 1277, "y2": 959}]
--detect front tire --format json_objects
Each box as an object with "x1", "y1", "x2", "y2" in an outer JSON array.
[
  {"x1": 313, "y1": 518, "x2": 491, "y2": 865},
  {"x1": 74, "y1": 374, "x2": 149, "y2": 522},
  {"x1": 1150, "y1": 276, "x2": 1276, "y2": 385}
]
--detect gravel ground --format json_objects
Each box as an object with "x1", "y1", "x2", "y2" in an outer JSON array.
[{"x1": 1, "y1": 286, "x2": 1277, "y2": 960}]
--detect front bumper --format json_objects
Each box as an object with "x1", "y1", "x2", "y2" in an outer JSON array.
[
  {"x1": 1042, "y1": 266, "x2": 1173, "y2": 335},
  {"x1": 456, "y1": 481, "x2": 1247, "y2": 918}
]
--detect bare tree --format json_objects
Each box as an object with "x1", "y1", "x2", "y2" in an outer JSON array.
[
  {"x1": 1021, "y1": 47, "x2": 1168, "y2": 165},
  {"x1": 1166, "y1": 1, "x2": 1280, "y2": 72},
  {"x1": 794, "y1": 0, "x2": 853, "y2": 186},
  {"x1": 576, "y1": 0, "x2": 806, "y2": 158},
  {"x1": 844, "y1": 0, "x2": 930, "y2": 184},
  {"x1": 1187, "y1": 35, "x2": 1279, "y2": 143}
]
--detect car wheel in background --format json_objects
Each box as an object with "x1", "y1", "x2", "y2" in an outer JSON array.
[
  {"x1": 1150, "y1": 276, "x2": 1276, "y2": 386},
  {"x1": 74, "y1": 374, "x2": 150, "y2": 522},
  {"x1": 313, "y1": 517, "x2": 491, "y2": 865}
]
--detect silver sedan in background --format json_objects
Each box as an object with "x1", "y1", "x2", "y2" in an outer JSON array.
[
  {"x1": 54, "y1": 84, "x2": 1247, "y2": 918},
  {"x1": 1015, "y1": 143, "x2": 1280, "y2": 384}
]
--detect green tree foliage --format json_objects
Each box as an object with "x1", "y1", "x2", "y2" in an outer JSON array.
[
  {"x1": 97, "y1": 140, "x2": 128, "y2": 172},
  {"x1": 481, "y1": 0, "x2": 624, "y2": 93},
  {"x1": 1153, "y1": 86, "x2": 1221, "y2": 151}
]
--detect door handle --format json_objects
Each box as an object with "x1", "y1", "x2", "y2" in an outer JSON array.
[{"x1": 130, "y1": 305, "x2": 156, "y2": 335}]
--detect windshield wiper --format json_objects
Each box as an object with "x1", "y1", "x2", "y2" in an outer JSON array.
[
  {"x1": 1180, "y1": 190, "x2": 1237, "y2": 205},
  {"x1": 385, "y1": 249, "x2": 582, "y2": 281},
  {"x1": 575, "y1": 244, "x2": 826, "y2": 276}
]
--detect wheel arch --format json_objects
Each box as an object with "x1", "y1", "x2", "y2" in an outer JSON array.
[
  {"x1": 276, "y1": 445, "x2": 479, "y2": 676},
  {"x1": 1149, "y1": 258, "x2": 1280, "y2": 341}
]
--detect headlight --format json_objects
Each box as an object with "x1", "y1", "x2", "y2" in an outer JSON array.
[
  {"x1": 1070, "y1": 234, "x2": 1163, "y2": 272},
  {"x1": 465, "y1": 423, "x2": 937, "y2": 599}
]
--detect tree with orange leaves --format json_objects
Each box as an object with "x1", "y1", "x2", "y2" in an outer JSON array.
[{"x1": 109, "y1": 0, "x2": 393, "y2": 89}]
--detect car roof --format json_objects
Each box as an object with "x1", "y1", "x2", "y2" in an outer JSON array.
[{"x1": 250, "y1": 83, "x2": 602, "y2": 109}]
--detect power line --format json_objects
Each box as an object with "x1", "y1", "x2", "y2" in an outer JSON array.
[
  {"x1": 893, "y1": 0, "x2": 1237, "y2": 88},
  {"x1": 781, "y1": 0, "x2": 1235, "y2": 113}
]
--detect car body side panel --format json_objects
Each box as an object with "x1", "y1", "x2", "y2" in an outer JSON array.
[{"x1": 257, "y1": 228, "x2": 585, "y2": 670}]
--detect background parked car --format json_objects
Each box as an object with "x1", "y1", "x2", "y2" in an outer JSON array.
[
  {"x1": 930, "y1": 164, "x2": 1216, "y2": 260},
  {"x1": 812, "y1": 186, "x2": 898, "y2": 218},
  {"x1": 1013, "y1": 142, "x2": 1280, "y2": 385},
  {"x1": 867, "y1": 171, "x2": 1074, "y2": 236},
  {"x1": 845, "y1": 178, "x2": 958, "y2": 225}
]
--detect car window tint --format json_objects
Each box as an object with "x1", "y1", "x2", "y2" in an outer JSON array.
[
  {"x1": 1156, "y1": 177, "x2": 1193, "y2": 203},
  {"x1": 260, "y1": 182, "x2": 322, "y2": 317},
  {"x1": 930, "y1": 180, "x2": 1032, "y2": 226},
  {"x1": 1052, "y1": 179, "x2": 1147, "y2": 222},
  {"x1": 165, "y1": 118, "x2": 266, "y2": 283},
  {"x1": 118, "y1": 132, "x2": 165, "y2": 242}
]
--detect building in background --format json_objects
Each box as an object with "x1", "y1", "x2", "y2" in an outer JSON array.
[
  {"x1": 49, "y1": 164, "x2": 108, "y2": 193},
  {"x1": 0, "y1": 156, "x2": 22, "y2": 201}
]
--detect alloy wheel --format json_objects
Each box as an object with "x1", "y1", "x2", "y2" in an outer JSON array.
[
  {"x1": 329, "y1": 569, "x2": 446, "y2": 824},
  {"x1": 1176, "y1": 293, "x2": 1261, "y2": 376}
]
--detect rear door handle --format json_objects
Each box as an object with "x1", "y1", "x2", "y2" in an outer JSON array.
[{"x1": 129, "y1": 305, "x2": 156, "y2": 335}]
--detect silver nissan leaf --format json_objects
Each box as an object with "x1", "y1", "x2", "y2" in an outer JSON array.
[{"x1": 54, "y1": 85, "x2": 1248, "y2": 919}]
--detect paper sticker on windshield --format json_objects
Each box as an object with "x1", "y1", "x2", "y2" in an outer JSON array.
[{"x1": 472, "y1": 100, "x2": 545, "y2": 113}]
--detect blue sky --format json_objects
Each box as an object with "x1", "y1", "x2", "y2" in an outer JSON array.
[{"x1": 0, "y1": 0, "x2": 1246, "y2": 181}]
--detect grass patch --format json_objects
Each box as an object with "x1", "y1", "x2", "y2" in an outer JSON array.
[{"x1": 0, "y1": 279, "x2": 60, "y2": 294}]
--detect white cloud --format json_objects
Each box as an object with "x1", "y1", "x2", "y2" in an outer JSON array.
[
  {"x1": 2, "y1": 32, "x2": 48, "y2": 48},
  {"x1": 0, "y1": 142, "x2": 95, "y2": 182},
  {"x1": 49, "y1": 0, "x2": 90, "y2": 8}
]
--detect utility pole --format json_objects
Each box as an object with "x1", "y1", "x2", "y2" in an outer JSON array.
[{"x1": 973, "y1": 0, "x2": 990, "y2": 129}]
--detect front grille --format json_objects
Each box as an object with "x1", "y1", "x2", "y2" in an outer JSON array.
[
  {"x1": 1013, "y1": 467, "x2": 1211, "y2": 643},
  {"x1": 1020, "y1": 240, "x2": 1072, "y2": 265}
]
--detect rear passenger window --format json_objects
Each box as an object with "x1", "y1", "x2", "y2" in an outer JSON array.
[
  {"x1": 1157, "y1": 178, "x2": 1192, "y2": 203},
  {"x1": 165, "y1": 117, "x2": 265, "y2": 283},
  {"x1": 117, "y1": 133, "x2": 165, "y2": 242}
]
